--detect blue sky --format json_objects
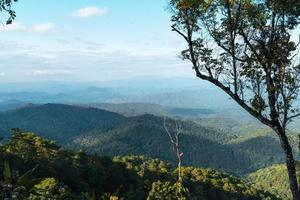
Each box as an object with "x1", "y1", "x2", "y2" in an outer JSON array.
[{"x1": 0, "y1": 0, "x2": 191, "y2": 83}]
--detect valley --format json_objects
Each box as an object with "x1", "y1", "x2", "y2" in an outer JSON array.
[
  {"x1": 1, "y1": 0, "x2": 300, "y2": 199},
  {"x1": 0, "y1": 81, "x2": 298, "y2": 199}
]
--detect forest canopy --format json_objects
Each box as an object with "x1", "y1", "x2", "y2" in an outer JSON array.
[{"x1": 0, "y1": 130, "x2": 277, "y2": 199}]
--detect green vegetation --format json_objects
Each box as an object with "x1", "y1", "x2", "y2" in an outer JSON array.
[
  {"x1": 0, "y1": 130, "x2": 276, "y2": 199},
  {"x1": 0, "y1": 104, "x2": 125, "y2": 142},
  {"x1": 247, "y1": 163, "x2": 300, "y2": 200},
  {"x1": 170, "y1": 0, "x2": 300, "y2": 198},
  {"x1": 0, "y1": 131, "x2": 140, "y2": 199},
  {"x1": 0, "y1": 104, "x2": 288, "y2": 175},
  {"x1": 70, "y1": 114, "x2": 285, "y2": 175}
]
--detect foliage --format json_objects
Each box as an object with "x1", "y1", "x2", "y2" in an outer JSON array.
[
  {"x1": 0, "y1": 104, "x2": 291, "y2": 174},
  {"x1": 170, "y1": 0, "x2": 300, "y2": 126},
  {"x1": 0, "y1": 131, "x2": 276, "y2": 199},
  {"x1": 146, "y1": 181, "x2": 189, "y2": 200},
  {"x1": 115, "y1": 156, "x2": 276, "y2": 200},
  {"x1": 0, "y1": 0, "x2": 17, "y2": 24},
  {"x1": 0, "y1": 104, "x2": 125, "y2": 143},
  {"x1": 0, "y1": 161, "x2": 72, "y2": 200},
  {"x1": 72, "y1": 114, "x2": 285, "y2": 175},
  {"x1": 170, "y1": 0, "x2": 300, "y2": 197},
  {"x1": 247, "y1": 163, "x2": 300, "y2": 200}
]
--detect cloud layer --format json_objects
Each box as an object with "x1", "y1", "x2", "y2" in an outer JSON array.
[
  {"x1": 33, "y1": 70, "x2": 74, "y2": 76},
  {"x1": 0, "y1": 22, "x2": 25, "y2": 31},
  {"x1": 0, "y1": 22, "x2": 55, "y2": 33},
  {"x1": 0, "y1": 37, "x2": 189, "y2": 83},
  {"x1": 31, "y1": 23, "x2": 55, "y2": 33},
  {"x1": 73, "y1": 6, "x2": 108, "y2": 18}
]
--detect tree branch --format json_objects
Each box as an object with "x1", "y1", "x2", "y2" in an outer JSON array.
[
  {"x1": 172, "y1": 25, "x2": 189, "y2": 42},
  {"x1": 194, "y1": 68, "x2": 273, "y2": 127}
]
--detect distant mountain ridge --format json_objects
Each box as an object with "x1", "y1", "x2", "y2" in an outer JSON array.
[
  {"x1": 0, "y1": 104, "x2": 125, "y2": 142},
  {"x1": 0, "y1": 103, "x2": 287, "y2": 175},
  {"x1": 0, "y1": 84, "x2": 239, "y2": 109},
  {"x1": 0, "y1": 100, "x2": 29, "y2": 111}
]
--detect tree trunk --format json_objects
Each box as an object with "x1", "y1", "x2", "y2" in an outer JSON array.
[{"x1": 277, "y1": 129, "x2": 300, "y2": 200}]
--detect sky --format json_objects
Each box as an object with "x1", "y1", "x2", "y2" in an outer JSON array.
[{"x1": 0, "y1": 0, "x2": 192, "y2": 83}]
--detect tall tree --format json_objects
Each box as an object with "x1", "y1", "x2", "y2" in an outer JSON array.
[
  {"x1": 170, "y1": 0, "x2": 300, "y2": 199},
  {"x1": 164, "y1": 118, "x2": 184, "y2": 199},
  {"x1": 0, "y1": 0, "x2": 18, "y2": 24}
]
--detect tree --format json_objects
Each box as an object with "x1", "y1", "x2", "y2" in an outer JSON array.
[
  {"x1": 0, "y1": 0, "x2": 18, "y2": 24},
  {"x1": 163, "y1": 118, "x2": 184, "y2": 199},
  {"x1": 169, "y1": 0, "x2": 300, "y2": 199}
]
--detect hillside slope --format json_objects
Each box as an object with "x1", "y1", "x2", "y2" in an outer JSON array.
[
  {"x1": 247, "y1": 163, "x2": 300, "y2": 200},
  {"x1": 0, "y1": 104, "x2": 287, "y2": 175},
  {"x1": 0, "y1": 131, "x2": 277, "y2": 199},
  {"x1": 70, "y1": 114, "x2": 285, "y2": 175},
  {"x1": 0, "y1": 104, "x2": 125, "y2": 142}
]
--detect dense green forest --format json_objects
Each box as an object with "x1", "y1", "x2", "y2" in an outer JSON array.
[
  {"x1": 0, "y1": 104, "x2": 125, "y2": 142},
  {"x1": 0, "y1": 104, "x2": 289, "y2": 175},
  {"x1": 2, "y1": 0, "x2": 300, "y2": 198},
  {"x1": 0, "y1": 103, "x2": 297, "y2": 199},
  {"x1": 247, "y1": 163, "x2": 300, "y2": 200},
  {"x1": 0, "y1": 130, "x2": 277, "y2": 199},
  {"x1": 70, "y1": 114, "x2": 284, "y2": 175}
]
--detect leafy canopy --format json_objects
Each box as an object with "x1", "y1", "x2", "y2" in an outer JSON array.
[
  {"x1": 0, "y1": 0, "x2": 18, "y2": 24},
  {"x1": 170, "y1": 0, "x2": 300, "y2": 128},
  {"x1": 0, "y1": 131, "x2": 278, "y2": 199}
]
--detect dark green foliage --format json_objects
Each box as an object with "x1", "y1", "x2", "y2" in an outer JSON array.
[
  {"x1": 0, "y1": 131, "x2": 276, "y2": 200},
  {"x1": 115, "y1": 156, "x2": 276, "y2": 200},
  {"x1": 146, "y1": 181, "x2": 189, "y2": 200},
  {"x1": 0, "y1": 131, "x2": 141, "y2": 199},
  {"x1": 0, "y1": 0, "x2": 17, "y2": 24},
  {"x1": 71, "y1": 114, "x2": 285, "y2": 175},
  {"x1": 0, "y1": 104, "x2": 289, "y2": 174},
  {"x1": 0, "y1": 104, "x2": 125, "y2": 142}
]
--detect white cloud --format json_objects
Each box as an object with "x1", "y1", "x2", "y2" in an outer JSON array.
[
  {"x1": 0, "y1": 22, "x2": 25, "y2": 32},
  {"x1": 33, "y1": 70, "x2": 74, "y2": 76},
  {"x1": 73, "y1": 7, "x2": 108, "y2": 18},
  {"x1": 0, "y1": 22, "x2": 55, "y2": 33},
  {"x1": 0, "y1": 72, "x2": 5, "y2": 76},
  {"x1": 31, "y1": 23, "x2": 55, "y2": 33}
]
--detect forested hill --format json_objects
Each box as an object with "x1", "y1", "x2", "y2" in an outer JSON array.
[
  {"x1": 70, "y1": 114, "x2": 284, "y2": 175},
  {"x1": 0, "y1": 104, "x2": 286, "y2": 175},
  {"x1": 0, "y1": 131, "x2": 278, "y2": 200},
  {"x1": 0, "y1": 104, "x2": 125, "y2": 141},
  {"x1": 247, "y1": 163, "x2": 300, "y2": 200}
]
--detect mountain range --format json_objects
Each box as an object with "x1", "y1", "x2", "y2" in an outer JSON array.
[{"x1": 0, "y1": 103, "x2": 288, "y2": 175}]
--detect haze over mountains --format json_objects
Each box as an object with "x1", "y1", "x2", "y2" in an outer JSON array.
[
  {"x1": 0, "y1": 77, "x2": 260, "y2": 129},
  {"x1": 2, "y1": 77, "x2": 299, "y2": 128},
  {"x1": 0, "y1": 77, "x2": 299, "y2": 199},
  {"x1": 0, "y1": 77, "x2": 236, "y2": 107}
]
